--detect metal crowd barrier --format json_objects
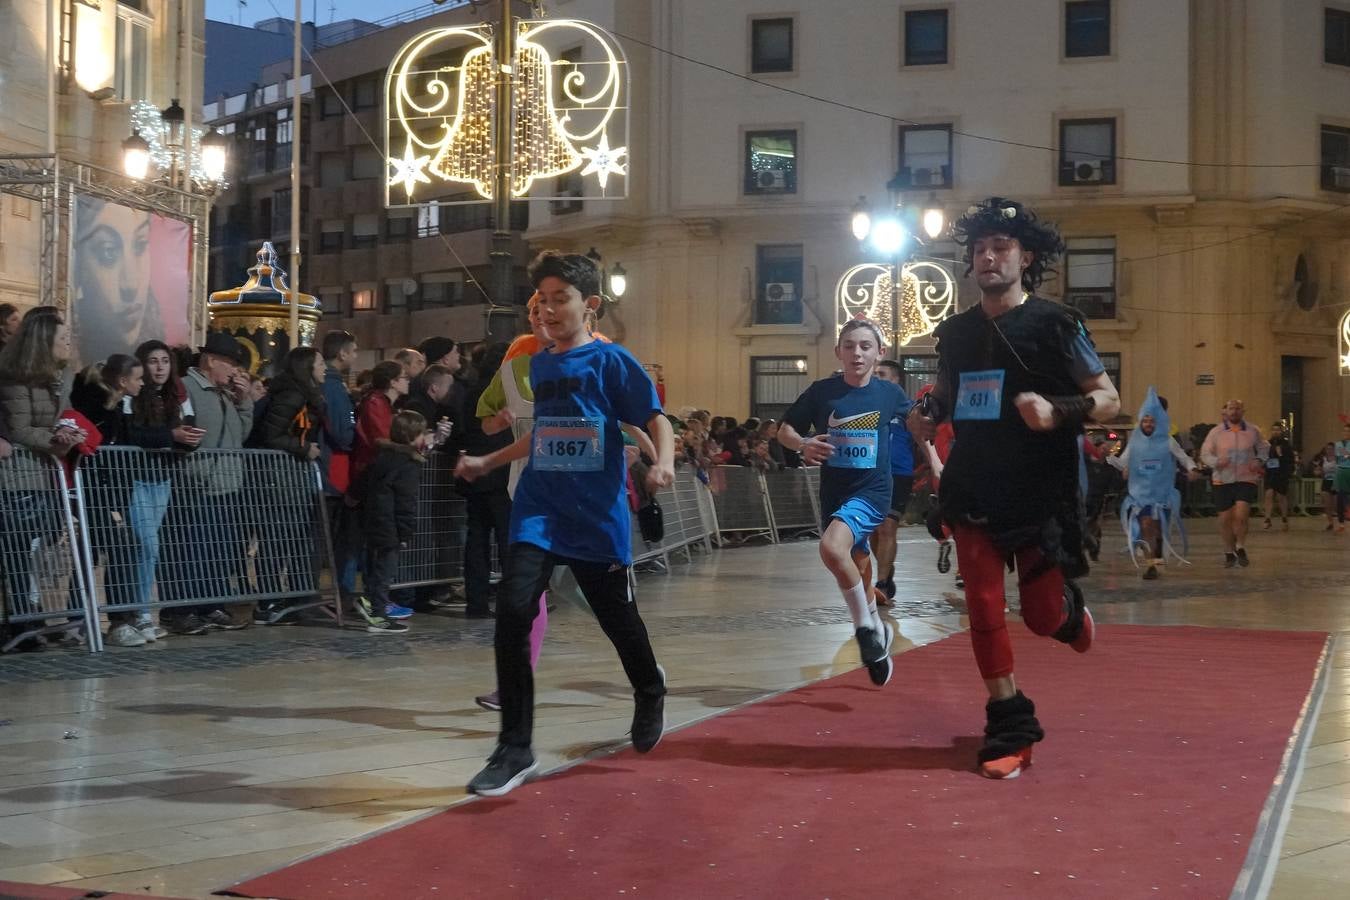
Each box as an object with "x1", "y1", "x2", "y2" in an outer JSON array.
[
  {"x1": 73, "y1": 447, "x2": 340, "y2": 628},
  {"x1": 706, "y1": 465, "x2": 778, "y2": 542},
  {"x1": 391, "y1": 449, "x2": 468, "y2": 590},
  {"x1": 0, "y1": 447, "x2": 99, "y2": 652},
  {"x1": 763, "y1": 468, "x2": 822, "y2": 538},
  {"x1": 705, "y1": 465, "x2": 825, "y2": 545},
  {"x1": 632, "y1": 468, "x2": 717, "y2": 566}
]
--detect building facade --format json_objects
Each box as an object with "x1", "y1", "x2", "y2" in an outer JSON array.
[
  {"x1": 0, "y1": 0, "x2": 208, "y2": 315},
  {"x1": 522, "y1": 0, "x2": 1350, "y2": 452},
  {"x1": 205, "y1": 3, "x2": 534, "y2": 373}
]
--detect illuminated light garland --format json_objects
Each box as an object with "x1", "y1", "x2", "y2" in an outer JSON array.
[
  {"x1": 1339, "y1": 308, "x2": 1350, "y2": 376},
  {"x1": 385, "y1": 18, "x2": 628, "y2": 204},
  {"x1": 835, "y1": 260, "x2": 957, "y2": 348},
  {"x1": 129, "y1": 101, "x2": 228, "y2": 189}
]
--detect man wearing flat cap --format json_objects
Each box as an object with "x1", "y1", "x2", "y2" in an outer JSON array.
[{"x1": 161, "y1": 332, "x2": 256, "y2": 634}]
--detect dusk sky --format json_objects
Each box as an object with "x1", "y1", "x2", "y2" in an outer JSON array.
[{"x1": 205, "y1": 0, "x2": 431, "y2": 28}]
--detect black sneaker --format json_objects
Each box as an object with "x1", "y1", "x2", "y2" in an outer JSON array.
[
  {"x1": 166, "y1": 614, "x2": 209, "y2": 636},
  {"x1": 205, "y1": 609, "x2": 248, "y2": 631},
  {"x1": 631, "y1": 665, "x2": 667, "y2": 753},
  {"x1": 1223, "y1": 552, "x2": 1238, "y2": 568},
  {"x1": 1143, "y1": 564, "x2": 1159, "y2": 581},
  {"x1": 465, "y1": 607, "x2": 495, "y2": 620},
  {"x1": 467, "y1": 745, "x2": 538, "y2": 797},
  {"x1": 365, "y1": 615, "x2": 409, "y2": 634},
  {"x1": 855, "y1": 622, "x2": 894, "y2": 686},
  {"x1": 1236, "y1": 547, "x2": 1250, "y2": 567},
  {"x1": 253, "y1": 603, "x2": 296, "y2": 626},
  {"x1": 876, "y1": 579, "x2": 896, "y2": 601},
  {"x1": 937, "y1": 539, "x2": 953, "y2": 574}
]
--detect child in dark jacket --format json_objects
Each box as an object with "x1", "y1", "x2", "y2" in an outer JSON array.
[{"x1": 349, "y1": 410, "x2": 427, "y2": 633}]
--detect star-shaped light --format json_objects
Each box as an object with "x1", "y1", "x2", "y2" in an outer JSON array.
[
  {"x1": 578, "y1": 134, "x2": 627, "y2": 191},
  {"x1": 388, "y1": 142, "x2": 432, "y2": 198}
]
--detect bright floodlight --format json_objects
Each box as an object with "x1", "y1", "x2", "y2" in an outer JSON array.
[
  {"x1": 200, "y1": 128, "x2": 229, "y2": 183},
  {"x1": 121, "y1": 130, "x2": 150, "y2": 180},
  {"x1": 609, "y1": 263, "x2": 627, "y2": 299},
  {"x1": 870, "y1": 217, "x2": 907, "y2": 256},
  {"x1": 922, "y1": 206, "x2": 946, "y2": 240},
  {"x1": 850, "y1": 196, "x2": 871, "y2": 241}
]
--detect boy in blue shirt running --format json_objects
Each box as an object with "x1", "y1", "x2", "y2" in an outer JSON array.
[
  {"x1": 455, "y1": 251, "x2": 675, "y2": 797},
  {"x1": 778, "y1": 319, "x2": 910, "y2": 687}
]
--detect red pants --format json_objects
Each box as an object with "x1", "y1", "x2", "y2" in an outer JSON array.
[{"x1": 953, "y1": 524, "x2": 1069, "y2": 679}]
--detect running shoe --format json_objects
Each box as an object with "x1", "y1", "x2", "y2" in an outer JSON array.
[
  {"x1": 136, "y1": 622, "x2": 168, "y2": 642},
  {"x1": 1223, "y1": 552, "x2": 1238, "y2": 568},
  {"x1": 980, "y1": 746, "x2": 1033, "y2": 780},
  {"x1": 937, "y1": 539, "x2": 953, "y2": 574},
  {"x1": 475, "y1": 691, "x2": 502, "y2": 711},
  {"x1": 876, "y1": 579, "x2": 897, "y2": 602},
  {"x1": 384, "y1": 603, "x2": 414, "y2": 620},
  {"x1": 107, "y1": 623, "x2": 147, "y2": 647},
  {"x1": 631, "y1": 666, "x2": 667, "y2": 753},
  {"x1": 1235, "y1": 547, "x2": 1250, "y2": 568},
  {"x1": 954, "y1": 572, "x2": 965, "y2": 589},
  {"x1": 855, "y1": 622, "x2": 894, "y2": 686},
  {"x1": 1070, "y1": 605, "x2": 1094, "y2": 654},
  {"x1": 365, "y1": 615, "x2": 408, "y2": 634},
  {"x1": 1142, "y1": 564, "x2": 1159, "y2": 580},
  {"x1": 1263, "y1": 518, "x2": 1272, "y2": 530},
  {"x1": 467, "y1": 745, "x2": 539, "y2": 797}
]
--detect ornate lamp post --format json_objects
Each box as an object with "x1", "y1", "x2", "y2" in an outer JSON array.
[{"x1": 838, "y1": 177, "x2": 954, "y2": 352}]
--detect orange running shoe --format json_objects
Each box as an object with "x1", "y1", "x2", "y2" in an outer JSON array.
[{"x1": 980, "y1": 746, "x2": 1033, "y2": 780}]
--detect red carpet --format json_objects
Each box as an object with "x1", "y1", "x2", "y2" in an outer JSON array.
[{"x1": 227, "y1": 625, "x2": 1325, "y2": 900}]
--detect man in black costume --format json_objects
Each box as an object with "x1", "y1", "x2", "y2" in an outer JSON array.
[{"x1": 909, "y1": 198, "x2": 1120, "y2": 779}]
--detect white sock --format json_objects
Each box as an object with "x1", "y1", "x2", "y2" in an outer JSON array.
[
  {"x1": 866, "y1": 600, "x2": 883, "y2": 632},
  {"x1": 842, "y1": 580, "x2": 872, "y2": 630}
]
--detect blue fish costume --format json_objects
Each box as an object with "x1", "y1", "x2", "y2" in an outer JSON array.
[{"x1": 1119, "y1": 387, "x2": 1189, "y2": 567}]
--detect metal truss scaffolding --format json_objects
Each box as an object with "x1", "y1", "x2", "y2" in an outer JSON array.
[{"x1": 0, "y1": 154, "x2": 211, "y2": 342}]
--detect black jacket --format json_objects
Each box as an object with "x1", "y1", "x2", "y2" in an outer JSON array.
[
  {"x1": 351, "y1": 440, "x2": 423, "y2": 548},
  {"x1": 70, "y1": 376, "x2": 174, "y2": 448},
  {"x1": 254, "y1": 372, "x2": 326, "y2": 460}
]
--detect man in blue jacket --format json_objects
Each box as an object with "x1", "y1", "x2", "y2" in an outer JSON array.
[{"x1": 320, "y1": 330, "x2": 360, "y2": 605}]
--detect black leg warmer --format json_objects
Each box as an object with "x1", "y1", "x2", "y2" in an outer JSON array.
[
  {"x1": 1050, "y1": 580, "x2": 1086, "y2": 645},
  {"x1": 978, "y1": 691, "x2": 1045, "y2": 763}
]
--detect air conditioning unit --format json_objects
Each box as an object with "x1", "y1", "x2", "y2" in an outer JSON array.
[
  {"x1": 1067, "y1": 291, "x2": 1112, "y2": 317},
  {"x1": 757, "y1": 169, "x2": 788, "y2": 191},
  {"x1": 1332, "y1": 166, "x2": 1350, "y2": 189},
  {"x1": 764, "y1": 282, "x2": 796, "y2": 302},
  {"x1": 1071, "y1": 159, "x2": 1105, "y2": 184},
  {"x1": 910, "y1": 167, "x2": 943, "y2": 187}
]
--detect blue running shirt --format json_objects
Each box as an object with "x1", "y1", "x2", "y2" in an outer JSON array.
[
  {"x1": 784, "y1": 375, "x2": 910, "y2": 518},
  {"x1": 510, "y1": 340, "x2": 662, "y2": 564}
]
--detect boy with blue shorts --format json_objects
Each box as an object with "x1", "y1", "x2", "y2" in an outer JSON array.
[
  {"x1": 778, "y1": 319, "x2": 910, "y2": 686},
  {"x1": 455, "y1": 251, "x2": 675, "y2": 797}
]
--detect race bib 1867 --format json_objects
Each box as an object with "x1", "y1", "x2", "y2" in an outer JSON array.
[
  {"x1": 532, "y1": 416, "x2": 604, "y2": 472},
  {"x1": 954, "y1": 369, "x2": 1005, "y2": 421}
]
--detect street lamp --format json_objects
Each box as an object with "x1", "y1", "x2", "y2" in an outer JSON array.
[
  {"x1": 609, "y1": 262, "x2": 627, "y2": 299},
  {"x1": 121, "y1": 129, "x2": 150, "y2": 180},
  {"x1": 848, "y1": 175, "x2": 950, "y2": 352},
  {"x1": 200, "y1": 128, "x2": 229, "y2": 183}
]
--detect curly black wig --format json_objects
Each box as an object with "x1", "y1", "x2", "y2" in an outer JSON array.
[{"x1": 950, "y1": 197, "x2": 1066, "y2": 292}]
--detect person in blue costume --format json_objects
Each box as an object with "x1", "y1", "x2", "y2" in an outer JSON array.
[{"x1": 1111, "y1": 388, "x2": 1198, "y2": 580}]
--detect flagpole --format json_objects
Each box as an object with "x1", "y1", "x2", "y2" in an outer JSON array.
[{"x1": 288, "y1": 0, "x2": 303, "y2": 347}]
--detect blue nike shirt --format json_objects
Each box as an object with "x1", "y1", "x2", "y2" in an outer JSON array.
[{"x1": 784, "y1": 374, "x2": 910, "y2": 518}]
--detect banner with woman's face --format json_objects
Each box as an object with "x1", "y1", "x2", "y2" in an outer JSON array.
[{"x1": 71, "y1": 194, "x2": 191, "y2": 370}]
